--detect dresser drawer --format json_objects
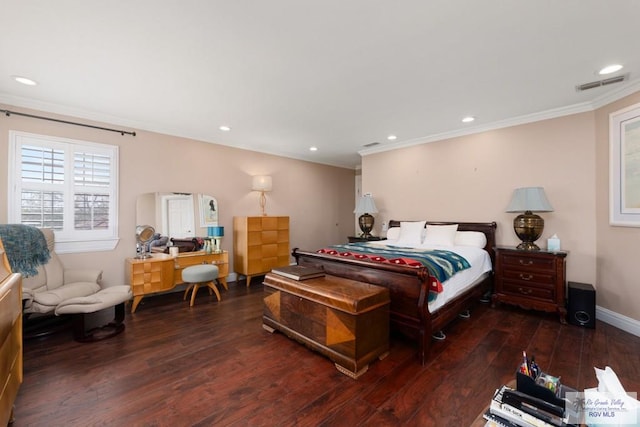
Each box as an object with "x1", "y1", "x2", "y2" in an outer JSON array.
[
  {"x1": 502, "y1": 281, "x2": 555, "y2": 301},
  {"x1": 500, "y1": 253, "x2": 555, "y2": 272},
  {"x1": 501, "y1": 269, "x2": 555, "y2": 287}
]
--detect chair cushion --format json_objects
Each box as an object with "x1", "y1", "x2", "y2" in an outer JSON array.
[
  {"x1": 182, "y1": 265, "x2": 219, "y2": 283},
  {"x1": 55, "y1": 286, "x2": 132, "y2": 315},
  {"x1": 32, "y1": 282, "x2": 102, "y2": 311}
]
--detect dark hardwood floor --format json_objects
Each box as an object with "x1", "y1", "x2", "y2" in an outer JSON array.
[{"x1": 13, "y1": 280, "x2": 640, "y2": 426}]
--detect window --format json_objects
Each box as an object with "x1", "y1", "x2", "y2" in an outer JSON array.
[{"x1": 8, "y1": 131, "x2": 119, "y2": 253}]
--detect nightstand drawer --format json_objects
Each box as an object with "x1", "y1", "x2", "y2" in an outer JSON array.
[
  {"x1": 500, "y1": 254, "x2": 555, "y2": 272},
  {"x1": 501, "y1": 269, "x2": 555, "y2": 287},
  {"x1": 502, "y1": 282, "x2": 555, "y2": 300}
]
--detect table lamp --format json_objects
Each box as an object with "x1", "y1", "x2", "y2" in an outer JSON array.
[
  {"x1": 252, "y1": 175, "x2": 272, "y2": 216},
  {"x1": 208, "y1": 226, "x2": 224, "y2": 253},
  {"x1": 506, "y1": 187, "x2": 553, "y2": 250},
  {"x1": 354, "y1": 195, "x2": 378, "y2": 238}
]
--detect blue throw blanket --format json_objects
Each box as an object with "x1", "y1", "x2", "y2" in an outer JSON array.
[
  {"x1": 0, "y1": 224, "x2": 51, "y2": 277},
  {"x1": 325, "y1": 243, "x2": 470, "y2": 284}
]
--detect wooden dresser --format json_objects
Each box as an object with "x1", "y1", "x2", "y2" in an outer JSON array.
[
  {"x1": 0, "y1": 238, "x2": 23, "y2": 425},
  {"x1": 493, "y1": 246, "x2": 568, "y2": 323},
  {"x1": 126, "y1": 250, "x2": 229, "y2": 313},
  {"x1": 233, "y1": 216, "x2": 290, "y2": 286}
]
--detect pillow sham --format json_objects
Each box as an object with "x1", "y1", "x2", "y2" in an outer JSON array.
[
  {"x1": 420, "y1": 224, "x2": 458, "y2": 247},
  {"x1": 394, "y1": 221, "x2": 426, "y2": 247},
  {"x1": 386, "y1": 226, "x2": 401, "y2": 240},
  {"x1": 454, "y1": 231, "x2": 487, "y2": 248}
]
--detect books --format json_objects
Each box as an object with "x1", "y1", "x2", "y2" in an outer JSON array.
[
  {"x1": 483, "y1": 409, "x2": 521, "y2": 427},
  {"x1": 271, "y1": 265, "x2": 325, "y2": 280},
  {"x1": 489, "y1": 385, "x2": 556, "y2": 427}
]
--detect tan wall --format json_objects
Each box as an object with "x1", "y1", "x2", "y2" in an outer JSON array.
[
  {"x1": 594, "y1": 92, "x2": 640, "y2": 321},
  {"x1": 0, "y1": 104, "x2": 355, "y2": 287},
  {"x1": 364, "y1": 94, "x2": 640, "y2": 323},
  {"x1": 362, "y1": 112, "x2": 598, "y2": 297}
]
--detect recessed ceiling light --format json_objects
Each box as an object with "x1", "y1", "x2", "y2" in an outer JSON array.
[
  {"x1": 387, "y1": 135, "x2": 397, "y2": 141},
  {"x1": 309, "y1": 146, "x2": 318, "y2": 152},
  {"x1": 599, "y1": 64, "x2": 623, "y2": 75},
  {"x1": 462, "y1": 116, "x2": 475, "y2": 123},
  {"x1": 12, "y1": 75, "x2": 37, "y2": 86},
  {"x1": 219, "y1": 125, "x2": 231, "y2": 132}
]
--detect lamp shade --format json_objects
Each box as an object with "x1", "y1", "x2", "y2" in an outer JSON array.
[
  {"x1": 505, "y1": 187, "x2": 553, "y2": 213},
  {"x1": 208, "y1": 226, "x2": 224, "y2": 238},
  {"x1": 354, "y1": 195, "x2": 378, "y2": 214},
  {"x1": 252, "y1": 175, "x2": 272, "y2": 192}
]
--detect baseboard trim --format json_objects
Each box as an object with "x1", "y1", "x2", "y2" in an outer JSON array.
[{"x1": 596, "y1": 305, "x2": 640, "y2": 337}]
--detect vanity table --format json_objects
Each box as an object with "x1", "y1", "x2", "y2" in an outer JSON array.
[{"x1": 126, "y1": 250, "x2": 229, "y2": 313}]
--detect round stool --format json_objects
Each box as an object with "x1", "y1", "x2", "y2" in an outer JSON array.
[{"x1": 182, "y1": 264, "x2": 221, "y2": 307}]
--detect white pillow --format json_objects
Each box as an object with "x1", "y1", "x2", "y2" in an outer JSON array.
[
  {"x1": 386, "y1": 226, "x2": 401, "y2": 240},
  {"x1": 395, "y1": 221, "x2": 426, "y2": 247},
  {"x1": 421, "y1": 224, "x2": 458, "y2": 247},
  {"x1": 454, "y1": 231, "x2": 487, "y2": 248}
]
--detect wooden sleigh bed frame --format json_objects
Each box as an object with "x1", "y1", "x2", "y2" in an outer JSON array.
[{"x1": 292, "y1": 220, "x2": 497, "y2": 365}]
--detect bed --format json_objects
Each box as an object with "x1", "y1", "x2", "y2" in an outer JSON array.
[{"x1": 292, "y1": 220, "x2": 497, "y2": 365}]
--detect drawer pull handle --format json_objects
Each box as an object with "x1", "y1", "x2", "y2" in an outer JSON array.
[
  {"x1": 519, "y1": 273, "x2": 533, "y2": 281},
  {"x1": 518, "y1": 287, "x2": 533, "y2": 295},
  {"x1": 519, "y1": 259, "x2": 533, "y2": 265}
]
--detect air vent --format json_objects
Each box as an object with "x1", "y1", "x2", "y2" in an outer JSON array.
[
  {"x1": 576, "y1": 74, "x2": 627, "y2": 92},
  {"x1": 363, "y1": 142, "x2": 380, "y2": 148}
]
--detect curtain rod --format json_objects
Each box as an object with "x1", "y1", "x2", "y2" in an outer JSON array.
[{"x1": 1, "y1": 109, "x2": 136, "y2": 136}]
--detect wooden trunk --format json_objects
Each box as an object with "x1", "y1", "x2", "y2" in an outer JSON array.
[{"x1": 262, "y1": 273, "x2": 389, "y2": 379}]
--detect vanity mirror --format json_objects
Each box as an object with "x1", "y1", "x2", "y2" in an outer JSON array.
[
  {"x1": 135, "y1": 225, "x2": 155, "y2": 259},
  {"x1": 136, "y1": 192, "x2": 218, "y2": 253}
]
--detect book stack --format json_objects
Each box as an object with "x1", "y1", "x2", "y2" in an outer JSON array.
[
  {"x1": 271, "y1": 265, "x2": 325, "y2": 280},
  {"x1": 483, "y1": 384, "x2": 580, "y2": 427}
]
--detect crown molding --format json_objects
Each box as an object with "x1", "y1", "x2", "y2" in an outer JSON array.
[
  {"x1": 590, "y1": 78, "x2": 640, "y2": 109},
  {"x1": 360, "y1": 81, "x2": 640, "y2": 158}
]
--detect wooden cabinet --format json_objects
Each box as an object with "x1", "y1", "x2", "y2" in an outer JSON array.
[
  {"x1": 233, "y1": 216, "x2": 290, "y2": 286},
  {"x1": 126, "y1": 250, "x2": 229, "y2": 313},
  {"x1": 493, "y1": 246, "x2": 568, "y2": 323},
  {"x1": 0, "y1": 239, "x2": 22, "y2": 425}
]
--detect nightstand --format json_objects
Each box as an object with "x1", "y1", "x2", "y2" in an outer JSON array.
[
  {"x1": 347, "y1": 236, "x2": 385, "y2": 243},
  {"x1": 492, "y1": 246, "x2": 568, "y2": 323}
]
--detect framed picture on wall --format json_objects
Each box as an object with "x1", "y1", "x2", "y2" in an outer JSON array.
[
  {"x1": 199, "y1": 194, "x2": 218, "y2": 227},
  {"x1": 610, "y1": 102, "x2": 640, "y2": 226}
]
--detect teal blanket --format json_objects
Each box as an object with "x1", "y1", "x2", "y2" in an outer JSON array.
[
  {"x1": 0, "y1": 224, "x2": 50, "y2": 277},
  {"x1": 322, "y1": 243, "x2": 470, "y2": 284}
]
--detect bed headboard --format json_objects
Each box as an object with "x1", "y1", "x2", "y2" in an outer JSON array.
[{"x1": 388, "y1": 220, "x2": 498, "y2": 266}]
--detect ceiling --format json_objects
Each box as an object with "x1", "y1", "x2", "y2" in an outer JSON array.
[{"x1": 1, "y1": 1, "x2": 640, "y2": 169}]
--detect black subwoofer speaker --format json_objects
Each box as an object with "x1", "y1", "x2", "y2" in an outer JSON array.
[{"x1": 567, "y1": 281, "x2": 596, "y2": 328}]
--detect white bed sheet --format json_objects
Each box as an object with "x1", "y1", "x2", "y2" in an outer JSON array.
[{"x1": 366, "y1": 241, "x2": 492, "y2": 313}]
